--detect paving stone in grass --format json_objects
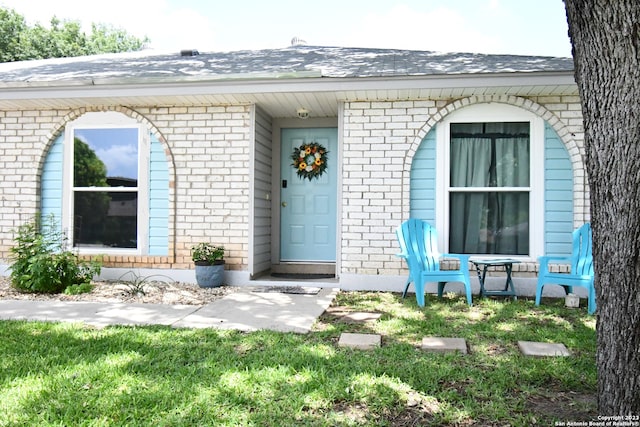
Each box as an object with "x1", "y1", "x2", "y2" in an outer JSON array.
[
  {"x1": 518, "y1": 341, "x2": 570, "y2": 357},
  {"x1": 338, "y1": 332, "x2": 382, "y2": 350},
  {"x1": 421, "y1": 337, "x2": 468, "y2": 354},
  {"x1": 324, "y1": 307, "x2": 382, "y2": 323},
  {"x1": 340, "y1": 311, "x2": 382, "y2": 323}
]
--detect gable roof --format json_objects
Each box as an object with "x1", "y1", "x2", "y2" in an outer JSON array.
[
  {"x1": 0, "y1": 45, "x2": 574, "y2": 84},
  {"x1": 0, "y1": 46, "x2": 577, "y2": 117}
]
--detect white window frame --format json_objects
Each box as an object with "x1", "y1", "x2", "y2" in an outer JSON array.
[
  {"x1": 435, "y1": 103, "x2": 544, "y2": 260},
  {"x1": 62, "y1": 112, "x2": 149, "y2": 255}
]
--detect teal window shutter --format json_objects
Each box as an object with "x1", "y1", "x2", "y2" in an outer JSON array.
[
  {"x1": 41, "y1": 133, "x2": 64, "y2": 227},
  {"x1": 410, "y1": 127, "x2": 437, "y2": 223},
  {"x1": 543, "y1": 123, "x2": 574, "y2": 256}
]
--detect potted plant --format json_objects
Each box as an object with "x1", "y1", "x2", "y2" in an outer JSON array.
[{"x1": 191, "y1": 243, "x2": 225, "y2": 288}]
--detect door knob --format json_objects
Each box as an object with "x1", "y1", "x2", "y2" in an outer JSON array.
[{"x1": 281, "y1": 202, "x2": 287, "y2": 207}]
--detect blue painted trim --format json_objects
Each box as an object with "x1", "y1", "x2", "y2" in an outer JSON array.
[
  {"x1": 410, "y1": 128, "x2": 436, "y2": 223},
  {"x1": 41, "y1": 133, "x2": 64, "y2": 227},
  {"x1": 544, "y1": 123, "x2": 573, "y2": 256}
]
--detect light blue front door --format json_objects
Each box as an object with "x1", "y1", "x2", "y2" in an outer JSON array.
[{"x1": 280, "y1": 128, "x2": 337, "y2": 262}]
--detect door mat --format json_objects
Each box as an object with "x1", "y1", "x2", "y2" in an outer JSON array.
[
  {"x1": 270, "y1": 273, "x2": 335, "y2": 280},
  {"x1": 250, "y1": 286, "x2": 321, "y2": 295}
]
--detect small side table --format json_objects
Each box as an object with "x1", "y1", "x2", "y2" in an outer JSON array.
[{"x1": 472, "y1": 259, "x2": 520, "y2": 300}]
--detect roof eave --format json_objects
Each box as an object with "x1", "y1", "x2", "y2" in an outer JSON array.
[
  {"x1": 0, "y1": 70, "x2": 324, "y2": 89},
  {"x1": 0, "y1": 70, "x2": 576, "y2": 103}
]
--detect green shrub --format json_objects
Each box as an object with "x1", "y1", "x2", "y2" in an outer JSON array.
[
  {"x1": 63, "y1": 283, "x2": 94, "y2": 295},
  {"x1": 9, "y1": 215, "x2": 102, "y2": 294}
]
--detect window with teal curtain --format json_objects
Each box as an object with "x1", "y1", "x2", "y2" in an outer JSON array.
[{"x1": 449, "y1": 122, "x2": 530, "y2": 255}]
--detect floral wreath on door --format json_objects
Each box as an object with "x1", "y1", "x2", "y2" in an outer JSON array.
[{"x1": 291, "y1": 142, "x2": 329, "y2": 181}]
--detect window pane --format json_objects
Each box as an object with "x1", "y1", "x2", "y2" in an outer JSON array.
[
  {"x1": 74, "y1": 128, "x2": 138, "y2": 187},
  {"x1": 74, "y1": 191, "x2": 138, "y2": 249},
  {"x1": 449, "y1": 192, "x2": 529, "y2": 255},
  {"x1": 450, "y1": 122, "x2": 530, "y2": 188}
]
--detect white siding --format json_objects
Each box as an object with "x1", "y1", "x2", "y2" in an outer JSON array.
[{"x1": 252, "y1": 106, "x2": 273, "y2": 275}]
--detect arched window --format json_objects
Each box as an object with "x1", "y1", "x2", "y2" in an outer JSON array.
[
  {"x1": 41, "y1": 111, "x2": 169, "y2": 255},
  {"x1": 66, "y1": 114, "x2": 147, "y2": 250},
  {"x1": 437, "y1": 104, "x2": 545, "y2": 258}
]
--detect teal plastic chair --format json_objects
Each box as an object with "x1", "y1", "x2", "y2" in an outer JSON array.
[
  {"x1": 396, "y1": 219, "x2": 472, "y2": 307},
  {"x1": 535, "y1": 223, "x2": 595, "y2": 314}
]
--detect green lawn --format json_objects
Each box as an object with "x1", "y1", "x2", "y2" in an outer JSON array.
[{"x1": 0, "y1": 292, "x2": 596, "y2": 426}]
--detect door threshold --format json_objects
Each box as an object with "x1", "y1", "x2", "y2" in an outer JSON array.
[
  {"x1": 271, "y1": 263, "x2": 336, "y2": 276},
  {"x1": 271, "y1": 272, "x2": 334, "y2": 280},
  {"x1": 251, "y1": 270, "x2": 338, "y2": 286}
]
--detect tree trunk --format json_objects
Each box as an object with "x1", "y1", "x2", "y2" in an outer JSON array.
[{"x1": 564, "y1": 0, "x2": 640, "y2": 415}]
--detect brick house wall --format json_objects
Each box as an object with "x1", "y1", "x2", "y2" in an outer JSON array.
[
  {"x1": 340, "y1": 95, "x2": 586, "y2": 281},
  {"x1": 0, "y1": 105, "x2": 252, "y2": 272},
  {"x1": 0, "y1": 94, "x2": 586, "y2": 285}
]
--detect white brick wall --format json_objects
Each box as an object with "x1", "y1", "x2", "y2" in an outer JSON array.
[
  {"x1": 0, "y1": 105, "x2": 251, "y2": 271},
  {"x1": 0, "y1": 95, "x2": 585, "y2": 280},
  {"x1": 136, "y1": 105, "x2": 252, "y2": 269},
  {"x1": 0, "y1": 109, "x2": 61, "y2": 252},
  {"x1": 342, "y1": 95, "x2": 587, "y2": 276},
  {"x1": 342, "y1": 100, "x2": 442, "y2": 276}
]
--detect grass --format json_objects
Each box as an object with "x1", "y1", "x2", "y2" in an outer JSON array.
[{"x1": 0, "y1": 292, "x2": 596, "y2": 426}]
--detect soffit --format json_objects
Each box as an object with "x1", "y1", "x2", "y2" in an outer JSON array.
[{"x1": 0, "y1": 73, "x2": 578, "y2": 119}]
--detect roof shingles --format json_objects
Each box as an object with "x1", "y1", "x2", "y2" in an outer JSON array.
[{"x1": 0, "y1": 46, "x2": 574, "y2": 85}]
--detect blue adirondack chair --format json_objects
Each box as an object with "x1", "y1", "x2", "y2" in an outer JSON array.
[
  {"x1": 396, "y1": 219, "x2": 472, "y2": 307},
  {"x1": 535, "y1": 223, "x2": 595, "y2": 314}
]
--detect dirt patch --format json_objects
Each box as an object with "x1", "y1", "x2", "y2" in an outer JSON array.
[
  {"x1": 331, "y1": 392, "x2": 442, "y2": 426},
  {"x1": 0, "y1": 276, "x2": 240, "y2": 305},
  {"x1": 526, "y1": 390, "x2": 597, "y2": 423}
]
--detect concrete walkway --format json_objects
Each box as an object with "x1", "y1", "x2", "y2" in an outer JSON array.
[{"x1": 0, "y1": 287, "x2": 338, "y2": 333}]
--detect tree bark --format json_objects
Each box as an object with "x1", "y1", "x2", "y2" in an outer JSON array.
[{"x1": 564, "y1": 0, "x2": 640, "y2": 415}]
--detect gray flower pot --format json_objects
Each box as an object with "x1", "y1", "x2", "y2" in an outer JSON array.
[{"x1": 194, "y1": 261, "x2": 225, "y2": 288}]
